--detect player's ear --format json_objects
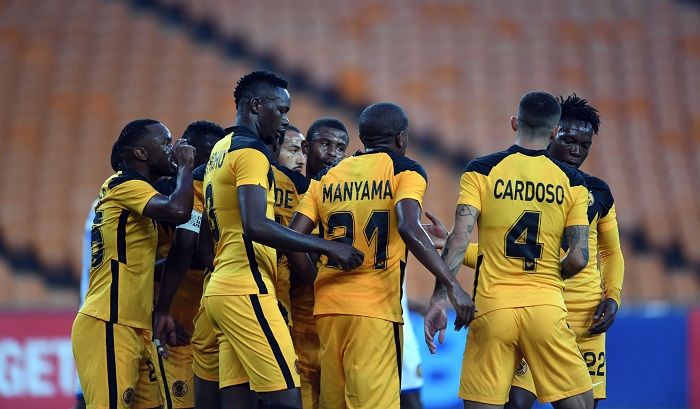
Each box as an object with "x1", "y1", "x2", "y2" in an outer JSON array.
[
  {"x1": 510, "y1": 116, "x2": 518, "y2": 132},
  {"x1": 301, "y1": 139, "x2": 308, "y2": 156},
  {"x1": 550, "y1": 125, "x2": 560, "y2": 138},
  {"x1": 250, "y1": 97, "x2": 262, "y2": 115},
  {"x1": 133, "y1": 146, "x2": 148, "y2": 161},
  {"x1": 396, "y1": 130, "x2": 407, "y2": 149}
]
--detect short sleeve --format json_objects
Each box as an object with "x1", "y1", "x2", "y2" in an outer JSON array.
[
  {"x1": 457, "y1": 171, "x2": 482, "y2": 211},
  {"x1": 598, "y1": 204, "x2": 618, "y2": 233},
  {"x1": 111, "y1": 180, "x2": 158, "y2": 216},
  {"x1": 294, "y1": 180, "x2": 321, "y2": 225},
  {"x1": 234, "y1": 148, "x2": 271, "y2": 187},
  {"x1": 565, "y1": 185, "x2": 589, "y2": 227},
  {"x1": 394, "y1": 171, "x2": 427, "y2": 206}
]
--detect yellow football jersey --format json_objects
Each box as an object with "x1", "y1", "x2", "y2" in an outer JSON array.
[
  {"x1": 563, "y1": 173, "x2": 617, "y2": 325},
  {"x1": 271, "y1": 163, "x2": 310, "y2": 322},
  {"x1": 80, "y1": 168, "x2": 159, "y2": 329},
  {"x1": 295, "y1": 147, "x2": 427, "y2": 323},
  {"x1": 458, "y1": 145, "x2": 588, "y2": 317},
  {"x1": 204, "y1": 127, "x2": 277, "y2": 297}
]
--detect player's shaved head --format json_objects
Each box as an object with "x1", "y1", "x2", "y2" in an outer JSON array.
[
  {"x1": 233, "y1": 70, "x2": 288, "y2": 111},
  {"x1": 111, "y1": 119, "x2": 161, "y2": 171},
  {"x1": 517, "y1": 91, "x2": 561, "y2": 138},
  {"x1": 358, "y1": 102, "x2": 408, "y2": 144}
]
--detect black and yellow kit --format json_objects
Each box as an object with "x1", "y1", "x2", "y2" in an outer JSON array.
[
  {"x1": 73, "y1": 168, "x2": 161, "y2": 408},
  {"x1": 295, "y1": 147, "x2": 427, "y2": 408},
  {"x1": 203, "y1": 127, "x2": 299, "y2": 391},
  {"x1": 151, "y1": 170, "x2": 207, "y2": 408},
  {"x1": 271, "y1": 163, "x2": 310, "y2": 324},
  {"x1": 511, "y1": 172, "x2": 624, "y2": 400},
  {"x1": 457, "y1": 145, "x2": 592, "y2": 404}
]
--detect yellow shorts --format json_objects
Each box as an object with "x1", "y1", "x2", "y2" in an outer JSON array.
[
  {"x1": 191, "y1": 293, "x2": 219, "y2": 382},
  {"x1": 72, "y1": 313, "x2": 162, "y2": 409},
  {"x1": 512, "y1": 326, "x2": 606, "y2": 400},
  {"x1": 291, "y1": 329, "x2": 321, "y2": 409},
  {"x1": 154, "y1": 344, "x2": 194, "y2": 408},
  {"x1": 316, "y1": 315, "x2": 402, "y2": 409},
  {"x1": 459, "y1": 306, "x2": 592, "y2": 404},
  {"x1": 205, "y1": 294, "x2": 300, "y2": 392}
]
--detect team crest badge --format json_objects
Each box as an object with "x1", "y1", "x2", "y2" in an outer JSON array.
[
  {"x1": 588, "y1": 191, "x2": 595, "y2": 207},
  {"x1": 122, "y1": 387, "x2": 134, "y2": 405},
  {"x1": 172, "y1": 380, "x2": 188, "y2": 398},
  {"x1": 515, "y1": 360, "x2": 528, "y2": 376},
  {"x1": 416, "y1": 364, "x2": 423, "y2": 379}
]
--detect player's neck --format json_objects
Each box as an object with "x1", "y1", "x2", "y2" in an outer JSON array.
[
  {"x1": 125, "y1": 162, "x2": 157, "y2": 184},
  {"x1": 514, "y1": 135, "x2": 549, "y2": 151},
  {"x1": 233, "y1": 117, "x2": 261, "y2": 139}
]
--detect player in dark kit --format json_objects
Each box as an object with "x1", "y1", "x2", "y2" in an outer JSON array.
[{"x1": 202, "y1": 70, "x2": 363, "y2": 409}]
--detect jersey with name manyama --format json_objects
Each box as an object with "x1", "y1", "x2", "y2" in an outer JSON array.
[
  {"x1": 295, "y1": 148, "x2": 427, "y2": 323},
  {"x1": 458, "y1": 144, "x2": 588, "y2": 317},
  {"x1": 79, "y1": 168, "x2": 159, "y2": 329},
  {"x1": 563, "y1": 173, "x2": 617, "y2": 325},
  {"x1": 204, "y1": 127, "x2": 278, "y2": 297}
]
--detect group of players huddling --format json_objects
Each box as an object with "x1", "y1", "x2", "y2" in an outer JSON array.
[{"x1": 72, "y1": 70, "x2": 624, "y2": 409}]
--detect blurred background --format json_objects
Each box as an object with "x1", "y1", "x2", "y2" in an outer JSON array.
[{"x1": 0, "y1": 0, "x2": 698, "y2": 408}]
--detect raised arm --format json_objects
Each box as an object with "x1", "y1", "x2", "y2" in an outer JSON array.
[
  {"x1": 143, "y1": 141, "x2": 195, "y2": 224},
  {"x1": 238, "y1": 185, "x2": 363, "y2": 270}
]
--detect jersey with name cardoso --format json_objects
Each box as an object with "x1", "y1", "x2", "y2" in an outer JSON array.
[{"x1": 458, "y1": 145, "x2": 588, "y2": 317}]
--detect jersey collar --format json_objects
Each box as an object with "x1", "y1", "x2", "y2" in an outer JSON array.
[
  {"x1": 354, "y1": 146, "x2": 395, "y2": 157},
  {"x1": 508, "y1": 144, "x2": 550, "y2": 157}
]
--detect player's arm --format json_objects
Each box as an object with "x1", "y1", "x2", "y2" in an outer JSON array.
[
  {"x1": 286, "y1": 212, "x2": 320, "y2": 286},
  {"x1": 153, "y1": 228, "x2": 198, "y2": 342},
  {"x1": 396, "y1": 199, "x2": 474, "y2": 328},
  {"x1": 239, "y1": 185, "x2": 363, "y2": 270},
  {"x1": 561, "y1": 225, "x2": 589, "y2": 278},
  {"x1": 424, "y1": 204, "x2": 480, "y2": 353},
  {"x1": 590, "y1": 204, "x2": 624, "y2": 334},
  {"x1": 143, "y1": 140, "x2": 195, "y2": 225},
  {"x1": 561, "y1": 184, "x2": 590, "y2": 279}
]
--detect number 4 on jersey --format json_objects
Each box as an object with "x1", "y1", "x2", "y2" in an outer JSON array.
[{"x1": 505, "y1": 211, "x2": 543, "y2": 271}]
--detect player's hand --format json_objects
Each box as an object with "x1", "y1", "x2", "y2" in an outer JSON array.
[
  {"x1": 153, "y1": 312, "x2": 176, "y2": 358},
  {"x1": 424, "y1": 299, "x2": 448, "y2": 354},
  {"x1": 447, "y1": 284, "x2": 476, "y2": 331},
  {"x1": 422, "y1": 210, "x2": 448, "y2": 250},
  {"x1": 589, "y1": 298, "x2": 619, "y2": 334},
  {"x1": 172, "y1": 139, "x2": 195, "y2": 168},
  {"x1": 173, "y1": 321, "x2": 191, "y2": 346},
  {"x1": 324, "y1": 242, "x2": 364, "y2": 270}
]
